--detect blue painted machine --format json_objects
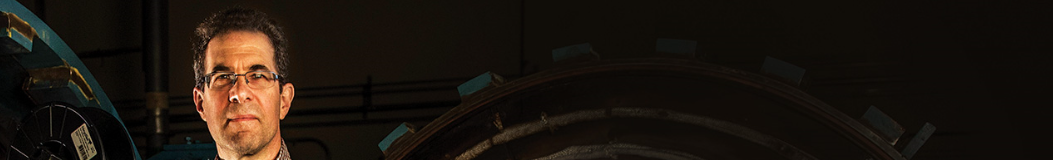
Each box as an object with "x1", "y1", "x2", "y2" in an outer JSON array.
[{"x1": 0, "y1": 0, "x2": 143, "y2": 159}]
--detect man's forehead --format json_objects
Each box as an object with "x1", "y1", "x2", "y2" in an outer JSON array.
[
  {"x1": 206, "y1": 55, "x2": 276, "y2": 73},
  {"x1": 209, "y1": 31, "x2": 273, "y2": 51},
  {"x1": 204, "y1": 31, "x2": 276, "y2": 72},
  {"x1": 210, "y1": 64, "x2": 271, "y2": 72}
]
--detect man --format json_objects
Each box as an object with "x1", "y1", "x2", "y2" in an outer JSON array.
[{"x1": 192, "y1": 8, "x2": 295, "y2": 160}]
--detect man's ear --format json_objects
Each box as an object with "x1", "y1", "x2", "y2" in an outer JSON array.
[
  {"x1": 279, "y1": 83, "x2": 295, "y2": 120},
  {"x1": 193, "y1": 87, "x2": 207, "y2": 122}
]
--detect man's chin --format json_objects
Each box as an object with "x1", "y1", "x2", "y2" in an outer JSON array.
[{"x1": 224, "y1": 132, "x2": 268, "y2": 155}]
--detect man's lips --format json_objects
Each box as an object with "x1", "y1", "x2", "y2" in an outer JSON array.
[{"x1": 228, "y1": 115, "x2": 258, "y2": 122}]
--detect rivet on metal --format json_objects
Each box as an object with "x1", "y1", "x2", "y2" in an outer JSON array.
[{"x1": 493, "y1": 113, "x2": 504, "y2": 131}]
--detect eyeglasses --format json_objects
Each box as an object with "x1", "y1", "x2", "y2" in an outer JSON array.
[{"x1": 202, "y1": 71, "x2": 281, "y2": 89}]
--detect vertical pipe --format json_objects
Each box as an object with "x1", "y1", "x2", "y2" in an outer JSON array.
[
  {"x1": 362, "y1": 76, "x2": 373, "y2": 119},
  {"x1": 143, "y1": 0, "x2": 169, "y2": 156},
  {"x1": 518, "y1": 0, "x2": 525, "y2": 77}
]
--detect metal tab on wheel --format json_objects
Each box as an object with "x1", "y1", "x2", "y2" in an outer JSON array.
[
  {"x1": 901, "y1": 122, "x2": 935, "y2": 159},
  {"x1": 0, "y1": 11, "x2": 36, "y2": 54},
  {"x1": 861, "y1": 106, "x2": 905, "y2": 145},
  {"x1": 762, "y1": 56, "x2": 806, "y2": 86},
  {"x1": 552, "y1": 43, "x2": 597, "y2": 63},
  {"x1": 457, "y1": 72, "x2": 506, "y2": 97},
  {"x1": 379, "y1": 123, "x2": 416, "y2": 152}
]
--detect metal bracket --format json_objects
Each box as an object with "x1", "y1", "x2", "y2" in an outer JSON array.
[
  {"x1": 552, "y1": 43, "x2": 598, "y2": 63},
  {"x1": 901, "y1": 122, "x2": 935, "y2": 159},
  {"x1": 860, "y1": 106, "x2": 905, "y2": 145},
  {"x1": 457, "y1": 72, "x2": 505, "y2": 97},
  {"x1": 762, "y1": 56, "x2": 806, "y2": 86},
  {"x1": 1, "y1": 11, "x2": 36, "y2": 54},
  {"x1": 379, "y1": 123, "x2": 417, "y2": 152}
]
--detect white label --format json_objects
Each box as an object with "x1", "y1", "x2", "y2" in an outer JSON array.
[{"x1": 71, "y1": 123, "x2": 97, "y2": 160}]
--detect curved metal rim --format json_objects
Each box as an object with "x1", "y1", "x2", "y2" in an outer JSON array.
[
  {"x1": 385, "y1": 58, "x2": 903, "y2": 160},
  {"x1": 534, "y1": 143, "x2": 705, "y2": 160},
  {"x1": 453, "y1": 108, "x2": 819, "y2": 160}
]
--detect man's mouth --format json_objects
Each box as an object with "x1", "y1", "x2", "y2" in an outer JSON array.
[{"x1": 228, "y1": 115, "x2": 258, "y2": 122}]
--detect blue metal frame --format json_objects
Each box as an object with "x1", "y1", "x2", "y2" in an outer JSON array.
[{"x1": 0, "y1": 0, "x2": 142, "y2": 159}]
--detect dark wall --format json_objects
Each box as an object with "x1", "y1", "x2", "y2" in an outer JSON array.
[{"x1": 13, "y1": 0, "x2": 1052, "y2": 159}]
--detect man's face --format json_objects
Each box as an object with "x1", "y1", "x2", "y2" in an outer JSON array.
[{"x1": 194, "y1": 31, "x2": 293, "y2": 155}]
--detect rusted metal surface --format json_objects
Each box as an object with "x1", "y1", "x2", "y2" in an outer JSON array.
[{"x1": 384, "y1": 58, "x2": 904, "y2": 160}]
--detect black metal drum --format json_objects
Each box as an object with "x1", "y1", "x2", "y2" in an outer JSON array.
[{"x1": 6, "y1": 102, "x2": 137, "y2": 160}]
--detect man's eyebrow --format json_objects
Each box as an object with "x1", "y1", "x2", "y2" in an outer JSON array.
[
  {"x1": 249, "y1": 64, "x2": 269, "y2": 71},
  {"x1": 211, "y1": 65, "x2": 231, "y2": 73}
]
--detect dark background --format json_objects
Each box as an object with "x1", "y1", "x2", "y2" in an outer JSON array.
[{"x1": 12, "y1": 0, "x2": 1052, "y2": 159}]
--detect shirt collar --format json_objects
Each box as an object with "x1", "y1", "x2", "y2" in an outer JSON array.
[
  {"x1": 215, "y1": 139, "x2": 291, "y2": 160},
  {"x1": 276, "y1": 139, "x2": 291, "y2": 160}
]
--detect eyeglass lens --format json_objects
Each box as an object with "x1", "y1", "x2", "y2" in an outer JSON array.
[{"x1": 209, "y1": 72, "x2": 278, "y2": 89}]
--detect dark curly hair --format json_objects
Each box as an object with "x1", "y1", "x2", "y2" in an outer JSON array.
[{"x1": 193, "y1": 7, "x2": 289, "y2": 88}]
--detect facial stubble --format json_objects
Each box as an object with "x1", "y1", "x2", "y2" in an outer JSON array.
[{"x1": 217, "y1": 103, "x2": 276, "y2": 156}]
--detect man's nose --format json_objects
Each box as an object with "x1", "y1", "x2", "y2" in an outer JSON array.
[{"x1": 228, "y1": 76, "x2": 252, "y2": 103}]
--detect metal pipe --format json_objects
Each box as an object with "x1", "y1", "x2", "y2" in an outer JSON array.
[
  {"x1": 518, "y1": 0, "x2": 525, "y2": 77},
  {"x1": 165, "y1": 115, "x2": 442, "y2": 135},
  {"x1": 143, "y1": 0, "x2": 169, "y2": 157},
  {"x1": 168, "y1": 101, "x2": 457, "y2": 125},
  {"x1": 363, "y1": 76, "x2": 373, "y2": 119},
  {"x1": 111, "y1": 76, "x2": 472, "y2": 110}
]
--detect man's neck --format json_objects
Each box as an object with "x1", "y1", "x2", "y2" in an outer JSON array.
[{"x1": 218, "y1": 135, "x2": 284, "y2": 160}]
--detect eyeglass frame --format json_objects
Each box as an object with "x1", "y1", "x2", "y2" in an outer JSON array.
[{"x1": 199, "y1": 71, "x2": 284, "y2": 90}]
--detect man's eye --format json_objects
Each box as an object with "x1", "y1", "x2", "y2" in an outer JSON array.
[
  {"x1": 217, "y1": 74, "x2": 232, "y2": 79},
  {"x1": 250, "y1": 73, "x2": 266, "y2": 79}
]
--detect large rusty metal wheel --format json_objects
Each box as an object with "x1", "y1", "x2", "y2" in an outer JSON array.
[{"x1": 383, "y1": 58, "x2": 904, "y2": 160}]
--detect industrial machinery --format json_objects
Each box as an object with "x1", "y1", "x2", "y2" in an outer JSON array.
[
  {"x1": 1, "y1": 1, "x2": 142, "y2": 159},
  {"x1": 2, "y1": 0, "x2": 934, "y2": 159},
  {"x1": 378, "y1": 42, "x2": 934, "y2": 160}
]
